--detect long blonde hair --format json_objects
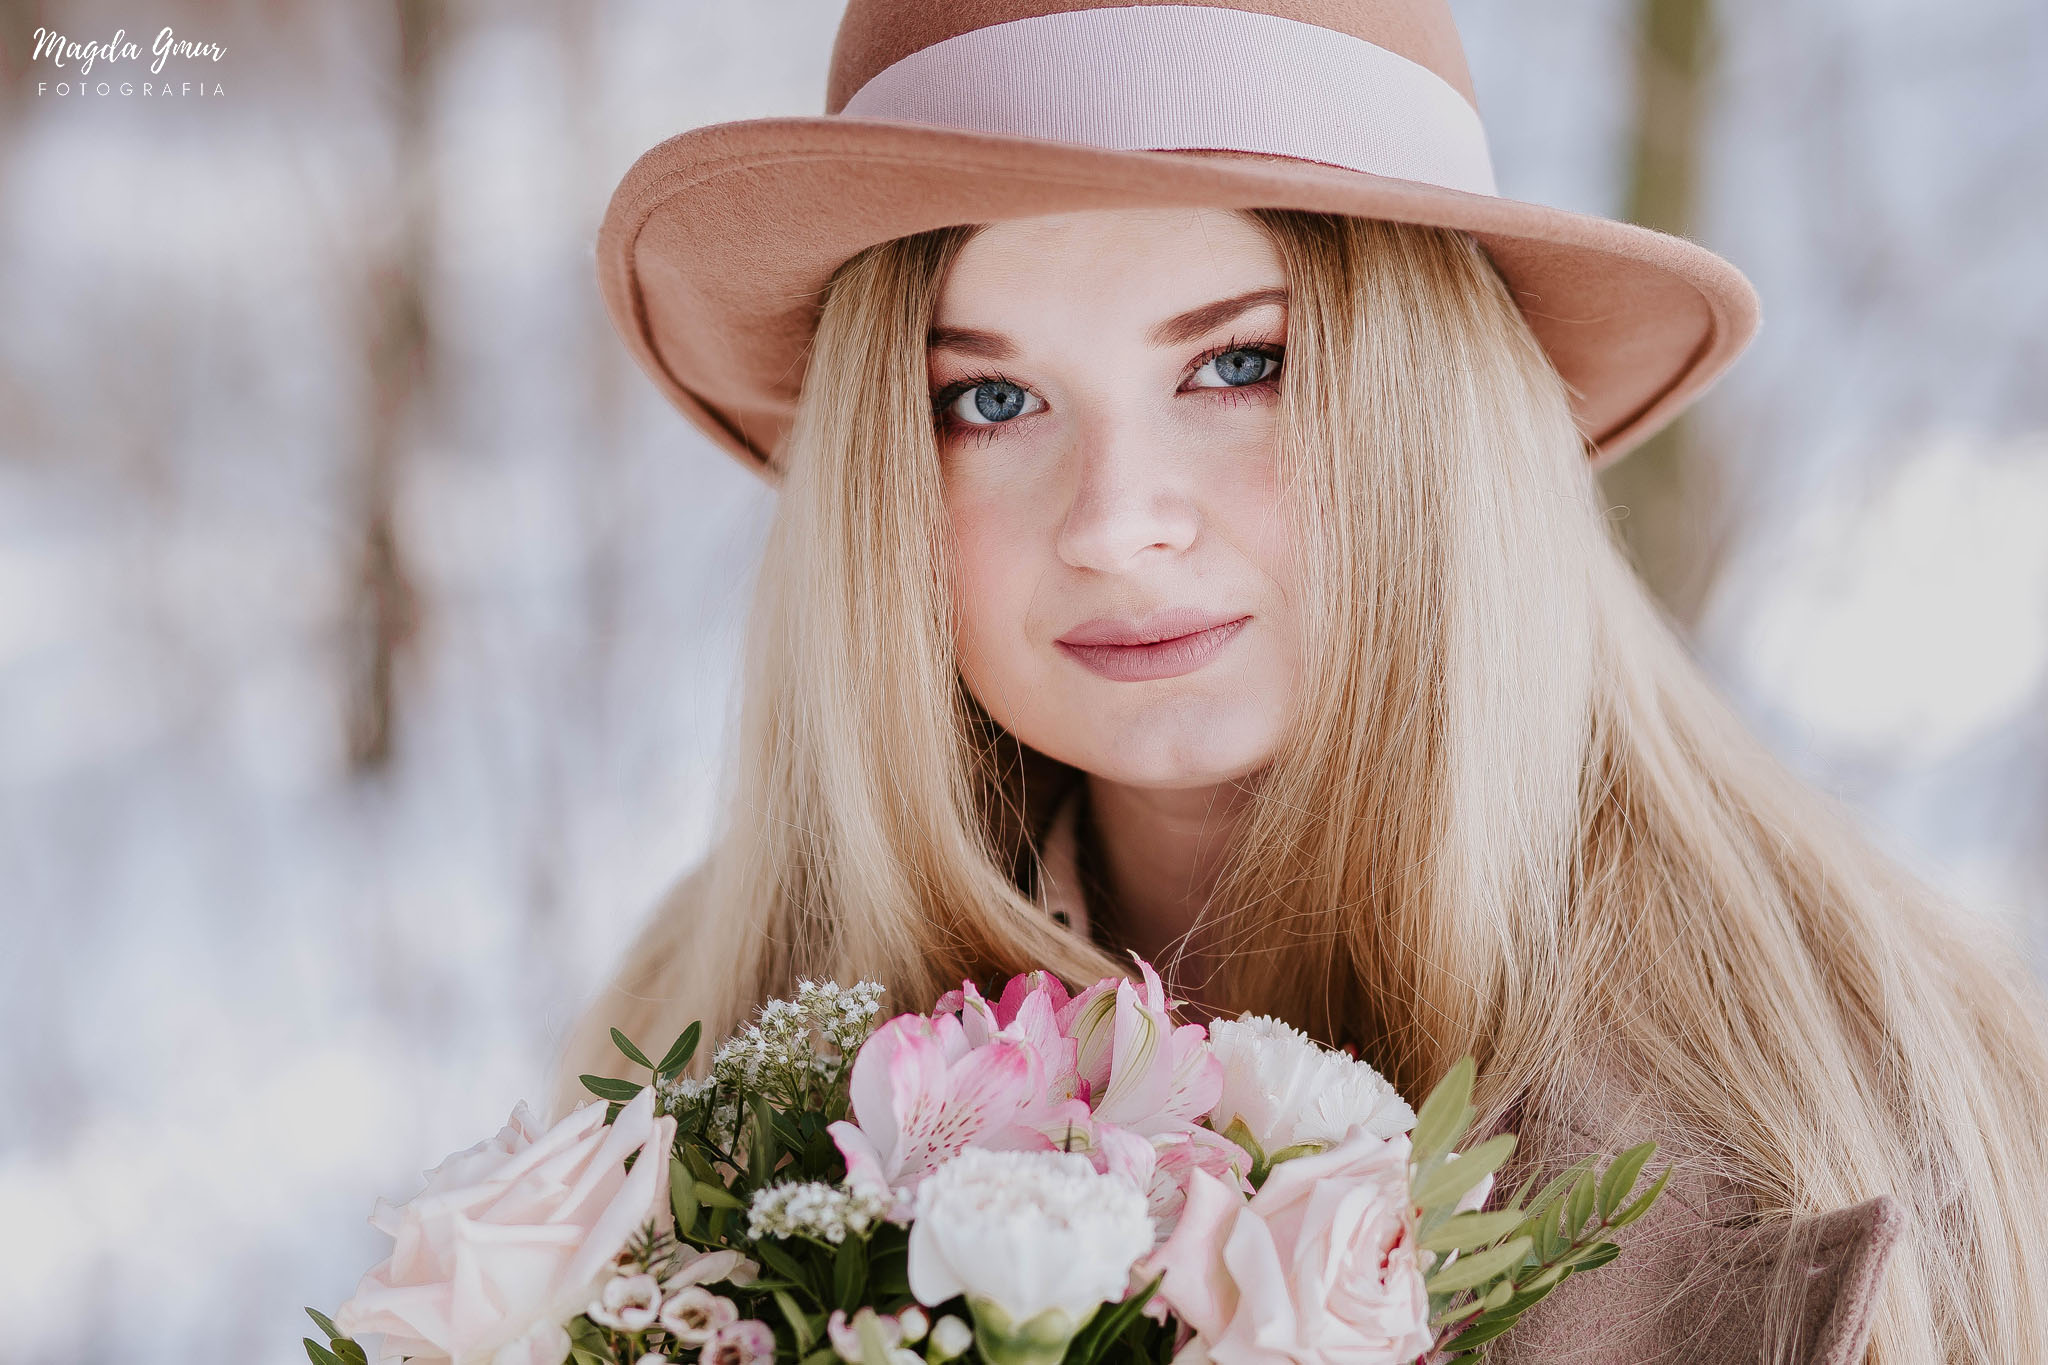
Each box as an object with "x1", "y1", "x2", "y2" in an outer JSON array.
[{"x1": 557, "y1": 210, "x2": 2048, "y2": 1361}]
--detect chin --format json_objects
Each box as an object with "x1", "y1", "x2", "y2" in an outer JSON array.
[{"x1": 1073, "y1": 712, "x2": 1280, "y2": 789}]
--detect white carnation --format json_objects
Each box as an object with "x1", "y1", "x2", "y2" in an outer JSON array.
[
  {"x1": 1206, "y1": 1014, "x2": 1414, "y2": 1155},
  {"x1": 907, "y1": 1149, "x2": 1152, "y2": 1327}
]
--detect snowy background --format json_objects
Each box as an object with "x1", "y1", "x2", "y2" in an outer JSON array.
[{"x1": 1, "y1": 1, "x2": 2043, "y2": 1361}]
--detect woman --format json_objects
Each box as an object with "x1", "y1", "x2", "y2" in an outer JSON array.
[{"x1": 560, "y1": 2, "x2": 2048, "y2": 1360}]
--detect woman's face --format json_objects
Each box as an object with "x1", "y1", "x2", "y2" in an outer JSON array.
[{"x1": 930, "y1": 207, "x2": 1300, "y2": 789}]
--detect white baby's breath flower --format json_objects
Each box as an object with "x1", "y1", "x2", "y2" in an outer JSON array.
[
  {"x1": 711, "y1": 980, "x2": 888, "y2": 1106},
  {"x1": 1206, "y1": 1015, "x2": 1414, "y2": 1156},
  {"x1": 748, "y1": 1179, "x2": 891, "y2": 1244},
  {"x1": 656, "y1": 1074, "x2": 714, "y2": 1115},
  {"x1": 798, "y1": 977, "x2": 887, "y2": 1055},
  {"x1": 589, "y1": 1273, "x2": 662, "y2": 1332},
  {"x1": 908, "y1": 1150, "x2": 1153, "y2": 1365}
]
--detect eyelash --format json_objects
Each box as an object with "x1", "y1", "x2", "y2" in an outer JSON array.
[{"x1": 930, "y1": 333, "x2": 1285, "y2": 448}]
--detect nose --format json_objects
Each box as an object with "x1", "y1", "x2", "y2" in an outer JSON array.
[{"x1": 1053, "y1": 416, "x2": 1201, "y2": 572}]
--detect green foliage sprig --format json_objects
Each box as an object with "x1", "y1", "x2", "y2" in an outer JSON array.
[{"x1": 1406, "y1": 1058, "x2": 1671, "y2": 1361}]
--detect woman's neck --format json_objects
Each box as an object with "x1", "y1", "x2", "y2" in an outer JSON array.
[{"x1": 1083, "y1": 773, "x2": 1252, "y2": 1006}]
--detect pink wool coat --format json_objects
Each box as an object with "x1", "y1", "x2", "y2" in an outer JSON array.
[{"x1": 1034, "y1": 792, "x2": 1903, "y2": 1364}]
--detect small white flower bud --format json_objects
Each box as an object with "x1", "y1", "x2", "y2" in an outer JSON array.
[{"x1": 929, "y1": 1315, "x2": 974, "y2": 1361}]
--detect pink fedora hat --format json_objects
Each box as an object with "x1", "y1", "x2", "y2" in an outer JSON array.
[{"x1": 597, "y1": 0, "x2": 1760, "y2": 480}]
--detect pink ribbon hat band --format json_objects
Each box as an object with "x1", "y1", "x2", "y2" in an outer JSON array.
[{"x1": 840, "y1": 6, "x2": 1500, "y2": 197}]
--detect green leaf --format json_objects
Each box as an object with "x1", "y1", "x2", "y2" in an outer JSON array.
[
  {"x1": 1419, "y1": 1209, "x2": 1526, "y2": 1253},
  {"x1": 776, "y1": 1289, "x2": 817, "y2": 1351},
  {"x1": 1609, "y1": 1166, "x2": 1673, "y2": 1229},
  {"x1": 1264, "y1": 1142, "x2": 1325, "y2": 1168},
  {"x1": 1595, "y1": 1142, "x2": 1656, "y2": 1220},
  {"x1": 1483, "y1": 1280, "x2": 1563, "y2": 1322},
  {"x1": 695, "y1": 1180, "x2": 747, "y2": 1210},
  {"x1": 801, "y1": 1349, "x2": 839, "y2": 1365},
  {"x1": 751, "y1": 1093, "x2": 781, "y2": 1185},
  {"x1": 611, "y1": 1028, "x2": 656, "y2": 1070},
  {"x1": 1068, "y1": 1275, "x2": 1163, "y2": 1365},
  {"x1": 755, "y1": 1238, "x2": 810, "y2": 1287},
  {"x1": 303, "y1": 1339, "x2": 343, "y2": 1365},
  {"x1": 1410, "y1": 1057, "x2": 1477, "y2": 1168},
  {"x1": 867, "y1": 1238, "x2": 911, "y2": 1300},
  {"x1": 571, "y1": 1350, "x2": 611, "y2": 1365},
  {"x1": 580, "y1": 1074, "x2": 645, "y2": 1104},
  {"x1": 1509, "y1": 1158, "x2": 1592, "y2": 1219},
  {"x1": 1423, "y1": 1235, "x2": 1532, "y2": 1295},
  {"x1": 304, "y1": 1308, "x2": 343, "y2": 1341},
  {"x1": 331, "y1": 1341, "x2": 368, "y2": 1365},
  {"x1": 1573, "y1": 1240, "x2": 1623, "y2": 1272},
  {"x1": 683, "y1": 1145, "x2": 722, "y2": 1184},
  {"x1": 670, "y1": 1158, "x2": 699, "y2": 1235},
  {"x1": 833, "y1": 1232, "x2": 867, "y2": 1309},
  {"x1": 1217, "y1": 1116, "x2": 1266, "y2": 1169},
  {"x1": 771, "y1": 1108, "x2": 810, "y2": 1153},
  {"x1": 1412, "y1": 1133, "x2": 1515, "y2": 1212},
  {"x1": 1565, "y1": 1167, "x2": 1597, "y2": 1234},
  {"x1": 1559, "y1": 1236, "x2": 1618, "y2": 1268},
  {"x1": 1528, "y1": 1201, "x2": 1561, "y2": 1261},
  {"x1": 1444, "y1": 1315, "x2": 1522, "y2": 1351},
  {"x1": 657, "y1": 1022, "x2": 704, "y2": 1077}
]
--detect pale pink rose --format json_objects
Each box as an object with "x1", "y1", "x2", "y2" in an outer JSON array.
[
  {"x1": 1146, "y1": 1130, "x2": 1433, "y2": 1365},
  {"x1": 493, "y1": 1321, "x2": 574, "y2": 1365},
  {"x1": 335, "y1": 1088, "x2": 676, "y2": 1365}
]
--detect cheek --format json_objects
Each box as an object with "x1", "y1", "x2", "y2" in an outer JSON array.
[
  {"x1": 1206, "y1": 428, "x2": 1298, "y2": 597},
  {"x1": 943, "y1": 482, "x2": 1046, "y2": 696}
]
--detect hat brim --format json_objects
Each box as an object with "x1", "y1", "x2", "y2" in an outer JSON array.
[{"x1": 597, "y1": 115, "x2": 1759, "y2": 479}]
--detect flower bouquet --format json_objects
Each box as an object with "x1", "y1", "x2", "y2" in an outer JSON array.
[{"x1": 306, "y1": 961, "x2": 1667, "y2": 1365}]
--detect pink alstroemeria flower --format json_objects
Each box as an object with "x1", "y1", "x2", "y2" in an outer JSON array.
[
  {"x1": 942, "y1": 972, "x2": 1086, "y2": 1111},
  {"x1": 828, "y1": 1012, "x2": 1052, "y2": 1219},
  {"x1": 1057, "y1": 956, "x2": 1224, "y2": 1138}
]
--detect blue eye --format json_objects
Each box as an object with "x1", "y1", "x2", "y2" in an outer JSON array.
[
  {"x1": 1189, "y1": 347, "x2": 1280, "y2": 389},
  {"x1": 946, "y1": 379, "x2": 1045, "y2": 426}
]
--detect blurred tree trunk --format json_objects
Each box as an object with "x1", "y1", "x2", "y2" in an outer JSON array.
[
  {"x1": 345, "y1": 0, "x2": 441, "y2": 770},
  {"x1": 0, "y1": 0, "x2": 41, "y2": 151},
  {"x1": 1597, "y1": 0, "x2": 1732, "y2": 630}
]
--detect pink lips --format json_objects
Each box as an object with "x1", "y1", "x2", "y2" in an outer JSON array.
[{"x1": 1056, "y1": 609, "x2": 1252, "y2": 683}]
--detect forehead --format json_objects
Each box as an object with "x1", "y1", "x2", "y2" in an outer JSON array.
[{"x1": 932, "y1": 208, "x2": 1287, "y2": 336}]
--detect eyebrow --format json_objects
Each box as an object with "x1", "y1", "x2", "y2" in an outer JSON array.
[{"x1": 927, "y1": 286, "x2": 1289, "y2": 361}]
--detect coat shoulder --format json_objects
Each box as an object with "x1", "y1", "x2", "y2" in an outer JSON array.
[{"x1": 1477, "y1": 1055, "x2": 1903, "y2": 1365}]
